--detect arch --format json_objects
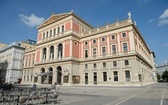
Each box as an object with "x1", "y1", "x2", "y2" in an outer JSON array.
[
  {"x1": 48, "y1": 67, "x2": 53, "y2": 84},
  {"x1": 41, "y1": 68, "x2": 45, "y2": 84},
  {"x1": 56, "y1": 66, "x2": 62, "y2": 84},
  {"x1": 42, "y1": 48, "x2": 47, "y2": 60},
  {"x1": 50, "y1": 46, "x2": 54, "y2": 59},
  {"x1": 41, "y1": 68, "x2": 45, "y2": 73},
  {"x1": 58, "y1": 43, "x2": 63, "y2": 59}
]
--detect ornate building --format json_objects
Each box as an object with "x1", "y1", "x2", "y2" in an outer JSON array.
[
  {"x1": 0, "y1": 42, "x2": 25, "y2": 83},
  {"x1": 22, "y1": 11, "x2": 156, "y2": 86},
  {"x1": 0, "y1": 40, "x2": 36, "y2": 83}
]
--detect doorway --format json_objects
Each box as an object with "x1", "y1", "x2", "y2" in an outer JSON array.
[{"x1": 57, "y1": 66, "x2": 62, "y2": 84}]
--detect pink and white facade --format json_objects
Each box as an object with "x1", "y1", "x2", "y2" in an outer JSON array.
[{"x1": 22, "y1": 11, "x2": 156, "y2": 86}]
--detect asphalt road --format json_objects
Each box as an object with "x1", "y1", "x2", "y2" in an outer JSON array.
[
  {"x1": 0, "y1": 83, "x2": 167, "y2": 105},
  {"x1": 58, "y1": 83, "x2": 168, "y2": 105}
]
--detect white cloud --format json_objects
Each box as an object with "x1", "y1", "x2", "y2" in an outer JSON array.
[
  {"x1": 158, "y1": 19, "x2": 168, "y2": 26},
  {"x1": 19, "y1": 14, "x2": 45, "y2": 27},
  {"x1": 158, "y1": 9, "x2": 168, "y2": 26},
  {"x1": 148, "y1": 19, "x2": 153, "y2": 23},
  {"x1": 159, "y1": 9, "x2": 168, "y2": 19}
]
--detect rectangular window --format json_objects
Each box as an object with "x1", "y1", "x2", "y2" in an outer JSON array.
[
  {"x1": 112, "y1": 45, "x2": 116, "y2": 54},
  {"x1": 111, "y1": 35, "x2": 115, "y2": 40},
  {"x1": 93, "y1": 63, "x2": 97, "y2": 68},
  {"x1": 62, "y1": 25, "x2": 64, "y2": 32},
  {"x1": 113, "y1": 61, "x2": 117, "y2": 67},
  {"x1": 54, "y1": 29, "x2": 56, "y2": 35},
  {"x1": 57, "y1": 27, "x2": 60, "y2": 34},
  {"x1": 102, "y1": 37, "x2": 105, "y2": 42},
  {"x1": 93, "y1": 39, "x2": 96, "y2": 44},
  {"x1": 125, "y1": 60, "x2": 129, "y2": 65},
  {"x1": 122, "y1": 32, "x2": 126, "y2": 37},
  {"x1": 102, "y1": 47, "x2": 106, "y2": 55},
  {"x1": 125, "y1": 70, "x2": 131, "y2": 81},
  {"x1": 27, "y1": 76, "x2": 29, "y2": 81},
  {"x1": 85, "y1": 41, "x2": 88, "y2": 46},
  {"x1": 85, "y1": 50, "x2": 88, "y2": 58},
  {"x1": 113, "y1": 71, "x2": 118, "y2": 81},
  {"x1": 43, "y1": 33, "x2": 45, "y2": 39},
  {"x1": 46, "y1": 31, "x2": 48, "y2": 37},
  {"x1": 93, "y1": 48, "x2": 96, "y2": 56},
  {"x1": 32, "y1": 60, "x2": 34, "y2": 65},
  {"x1": 103, "y1": 62, "x2": 106, "y2": 68},
  {"x1": 103, "y1": 72, "x2": 107, "y2": 81},
  {"x1": 123, "y1": 43, "x2": 128, "y2": 52},
  {"x1": 85, "y1": 64, "x2": 88, "y2": 69}
]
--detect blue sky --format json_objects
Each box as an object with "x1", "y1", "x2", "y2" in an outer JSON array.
[{"x1": 0, "y1": 0, "x2": 168, "y2": 64}]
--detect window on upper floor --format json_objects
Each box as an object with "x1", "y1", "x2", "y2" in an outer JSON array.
[
  {"x1": 85, "y1": 50, "x2": 88, "y2": 58},
  {"x1": 103, "y1": 62, "x2": 106, "y2": 68},
  {"x1": 113, "y1": 61, "x2": 117, "y2": 67},
  {"x1": 62, "y1": 25, "x2": 64, "y2": 32},
  {"x1": 93, "y1": 48, "x2": 96, "y2": 56},
  {"x1": 54, "y1": 28, "x2": 56, "y2": 35},
  {"x1": 102, "y1": 37, "x2": 106, "y2": 42},
  {"x1": 93, "y1": 39, "x2": 96, "y2": 44},
  {"x1": 112, "y1": 44, "x2": 116, "y2": 54},
  {"x1": 111, "y1": 35, "x2": 116, "y2": 40},
  {"x1": 123, "y1": 43, "x2": 128, "y2": 52},
  {"x1": 58, "y1": 27, "x2": 60, "y2": 34},
  {"x1": 85, "y1": 64, "x2": 88, "y2": 69},
  {"x1": 102, "y1": 47, "x2": 106, "y2": 55},
  {"x1": 93, "y1": 63, "x2": 97, "y2": 68},
  {"x1": 122, "y1": 32, "x2": 126, "y2": 38},
  {"x1": 46, "y1": 31, "x2": 48, "y2": 37},
  {"x1": 125, "y1": 60, "x2": 129, "y2": 65},
  {"x1": 85, "y1": 41, "x2": 88, "y2": 46}
]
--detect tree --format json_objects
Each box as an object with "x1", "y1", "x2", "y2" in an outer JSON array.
[
  {"x1": 162, "y1": 70, "x2": 168, "y2": 82},
  {"x1": 157, "y1": 73, "x2": 161, "y2": 80}
]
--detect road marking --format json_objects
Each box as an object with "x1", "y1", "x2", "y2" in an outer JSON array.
[
  {"x1": 115, "y1": 88, "x2": 149, "y2": 105},
  {"x1": 160, "y1": 88, "x2": 165, "y2": 105}
]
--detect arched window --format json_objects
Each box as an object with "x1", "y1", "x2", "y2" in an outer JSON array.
[
  {"x1": 57, "y1": 66, "x2": 62, "y2": 84},
  {"x1": 50, "y1": 46, "x2": 54, "y2": 59},
  {"x1": 58, "y1": 43, "x2": 63, "y2": 59},
  {"x1": 42, "y1": 48, "x2": 47, "y2": 60}
]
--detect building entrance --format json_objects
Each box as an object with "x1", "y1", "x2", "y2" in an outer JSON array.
[{"x1": 57, "y1": 66, "x2": 62, "y2": 84}]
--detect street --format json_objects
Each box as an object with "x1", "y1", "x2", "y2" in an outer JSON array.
[{"x1": 58, "y1": 83, "x2": 168, "y2": 105}]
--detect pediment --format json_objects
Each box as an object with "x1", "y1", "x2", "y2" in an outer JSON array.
[{"x1": 38, "y1": 13, "x2": 70, "y2": 29}]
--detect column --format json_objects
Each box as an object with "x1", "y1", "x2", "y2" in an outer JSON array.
[
  {"x1": 40, "y1": 48, "x2": 43, "y2": 62},
  {"x1": 54, "y1": 45, "x2": 58, "y2": 60},
  {"x1": 70, "y1": 40, "x2": 73, "y2": 57},
  {"x1": 52, "y1": 68, "x2": 57, "y2": 84},
  {"x1": 62, "y1": 42, "x2": 65, "y2": 58},
  {"x1": 46, "y1": 47, "x2": 50, "y2": 61},
  {"x1": 107, "y1": 36, "x2": 110, "y2": 54},
  {"x1": 68, "y1": 64, "x2": 73, "y2": 84},
  {"x1": 98, "y1": 38, "x2": 100, "y2": 56}
]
